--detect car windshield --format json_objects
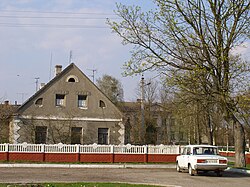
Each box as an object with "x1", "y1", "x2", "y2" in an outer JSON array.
[{"x1": 193, "y1": 147, "x2": 218, "y2": 155}]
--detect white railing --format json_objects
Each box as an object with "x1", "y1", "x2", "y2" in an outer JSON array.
[
  {"x1": 0, "y1": 144, "x2": 7, "y2": 152},
  {"x1": 114, "y1": 144, "x2": 147, "y2": 154},
  {"x1": 45, "y1": 143, "x2": 78, "y2": 153},
  {"x1": 8, "y1": 143, "x2": 43, "y2": 153},
  {"x1": 148, "y1": 145, "x2": 180, "y2": 154},
  {"x1": 79, "y1": 144, "x2": 111, "y2": 153},
  {"x1": 0, "y1": 143, "x2": 181, "y2": 154}
]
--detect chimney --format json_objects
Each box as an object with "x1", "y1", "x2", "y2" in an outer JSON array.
[
  {"x1": 4, "y1": 100, "x2": 9, "y2": 105},
  {"x1": 55, "y1": 65, "x2": 62, "y2": 76}
]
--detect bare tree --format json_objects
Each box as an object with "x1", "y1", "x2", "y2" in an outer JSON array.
[{"x1": 108, "y1": 0, "x2": 250, "y2": 167}]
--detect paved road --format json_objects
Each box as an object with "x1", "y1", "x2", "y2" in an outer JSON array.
[{"x1": 0, "y1": 167, "x2": 249, "y2": 187}]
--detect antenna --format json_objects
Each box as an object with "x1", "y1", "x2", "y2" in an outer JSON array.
[
  {"x1": 35, "y1": 77, "x2": 40, "y2": 92},
  {"x1": 69, "y1": 50, "x2": 73, "y2": 64},
  {"x1": 87, "y1": 68, "x2": 97, "y2": 83},
  {"x1": 49, "y1": 52, "x2": 53, "y2": 80},
  {"x1": 17, "y1": 93, "x2": 28, "y2": 104}
]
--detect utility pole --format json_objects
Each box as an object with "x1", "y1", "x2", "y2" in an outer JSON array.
[
  {"x1": 35, "y1": 77, "x2": 40, "y2": 92},
  {"x1": 140, "y1": 75, "x2": 151, "y2": 145},
  {"x1": 140, "y1": 75, "x2": 145, "y2": 145}
]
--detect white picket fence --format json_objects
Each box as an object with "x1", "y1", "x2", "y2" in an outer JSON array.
[{"x1": 0, "y1": 143, "x2": 181, "y2": 154}]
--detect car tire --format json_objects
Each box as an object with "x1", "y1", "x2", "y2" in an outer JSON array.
[
  {"x1": 176, "y1": 162, "x2": 181, "y2": 172},
  {"x1": 188, "y1": 164, "x2": 194, "y2": 176}
]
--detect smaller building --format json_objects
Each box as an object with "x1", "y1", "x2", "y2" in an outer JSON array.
[
  {"x1": 9, "y1": 63, "x2": 125, "y2": 145},
  {"x1": 118, "y1": 101, "x2": 182, "y2": 145}
]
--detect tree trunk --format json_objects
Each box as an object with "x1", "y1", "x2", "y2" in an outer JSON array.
[
  {"x1": 207, "y1": 112, "x2": 213, "y2": 145},
  {"x1": 234, "y1": 120, "x2": 246, "y2": 167}
]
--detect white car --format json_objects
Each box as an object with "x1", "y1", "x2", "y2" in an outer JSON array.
[{"x1": 176, "y1": 145, "x2": 228, "y2": 176}]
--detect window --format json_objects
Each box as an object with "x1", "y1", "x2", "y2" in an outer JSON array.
[
  {"x1": 78, "y1": 95, "x2": 87, "y2": 108},
  {"x1": 99, "y1": 100, "x2": 106, "y2": 108},
  {"x1": 35, "y1": 126, "x2": 47, "y2": 144},
  {"x1": 35, "y1": 98, "x2": 43, "y2": 107},
  {"x1": 68, "y1": 78, "x2": 76, "y2": 82},
  {"x1": 98, "y1": 128, "x2": 109, "y2": 145},
  {"x1": 71, "y1": 127, "x2": 82, "y2": 144},
  {"x1": 66, "y1": 75, "x2": 79, "y2": 82},
  {"x1": 56, "y1": 94, "x2": 65, "y2": 106}
]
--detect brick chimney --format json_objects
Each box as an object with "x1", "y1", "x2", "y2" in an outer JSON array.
[{"x1": 55, "y1": 65, "x2": 62, "y2": 76}]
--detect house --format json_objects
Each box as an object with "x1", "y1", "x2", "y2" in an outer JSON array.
[{"x1": 9, "y1": 63, "x2": 124, "y2": 145}]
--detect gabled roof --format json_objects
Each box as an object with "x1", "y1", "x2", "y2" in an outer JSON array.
[
  {"x1": 17, "y1": 63, "x2": 75, "y2": 112},
  {"x1": 17, "y1": 63, "x2": 122, "y2": 116}
]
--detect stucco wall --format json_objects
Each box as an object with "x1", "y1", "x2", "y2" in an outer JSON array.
[{"x1": 16, "y1": 118, "x2": 124, "y2": 145}]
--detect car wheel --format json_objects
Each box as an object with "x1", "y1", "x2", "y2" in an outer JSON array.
[
  {"x1": 188, "y1": 164, "x2": 194, "y2": 176},
  {"x1": 176, "y1": 162, "x2": 181, "y2": 172}
]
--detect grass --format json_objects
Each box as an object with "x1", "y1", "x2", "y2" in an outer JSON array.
[{"x1": 0, "y1": 183, "x2": 162, "y2": 187}]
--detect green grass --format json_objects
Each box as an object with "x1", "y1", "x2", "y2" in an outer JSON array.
[{"x1": 0, "y1": 183, "x2": 162, "y2": 187}]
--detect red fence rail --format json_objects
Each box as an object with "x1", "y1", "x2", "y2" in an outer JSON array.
[
  {"x1": 0, "y1": 143, "x2": 249, "y2": 164},
  {"x1": 0, "y1": 143, "x2": 179, "y2": 163}
]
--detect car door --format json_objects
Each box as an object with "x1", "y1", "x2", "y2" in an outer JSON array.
[{"x1": 178, "y1": 147, "x2": 187, "y2": 168}]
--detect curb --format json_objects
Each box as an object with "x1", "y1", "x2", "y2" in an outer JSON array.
[
  {"x1": 226, "y1": 167, "x2": 250, "y2": 175},
  {"x1": 0, "y1": 163, "x2": 176, "y2": 169},
  {"x1": 0, "y1": 163, "x2": 249, "y2": 175}
]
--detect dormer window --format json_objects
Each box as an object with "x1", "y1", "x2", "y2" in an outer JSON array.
[{"x1": 66, "y1": 75, "x2": 79, "y2": 83}]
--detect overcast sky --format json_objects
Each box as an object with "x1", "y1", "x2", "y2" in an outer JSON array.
[{"x1": 0, "y1": 0, "x2": 249, "y2": 104}]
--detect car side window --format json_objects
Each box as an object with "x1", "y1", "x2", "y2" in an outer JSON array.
[{"x1": 187, "y1": 147, "x2": 191, "y2": 155}]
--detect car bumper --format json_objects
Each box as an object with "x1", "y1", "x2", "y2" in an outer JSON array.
[{"x1": 194, "y1": 164, "x2": 228, "y2": 171}]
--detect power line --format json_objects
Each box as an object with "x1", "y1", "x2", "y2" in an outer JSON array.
[
  {"x1": 0, "y1": 15, "x2": 120, "y2": 20},
  {"x1": 0, "y1": 9, "x2": 115, "y2": 16},
  {"x1": 0, "y1": 22, "x2": 108, "y2": 29}
]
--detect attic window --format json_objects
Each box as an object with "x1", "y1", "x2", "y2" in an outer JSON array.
[
  {"x1": 68, "y1": 78, "x2": 76, "y2": 82},
  {"x1": 99, "y1": 100, "x2": 106, "y2": 108},
  {"x1": 66, "y1": 75, "x2": 79, "y2": 83},
  {"x1": 35, "y1": 98, "x2": 43, "y2": 107}
]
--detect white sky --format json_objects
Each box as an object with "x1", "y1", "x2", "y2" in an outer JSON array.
[{"x1": 0, "y1": 0, "x2": 249, "y2": 104}]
